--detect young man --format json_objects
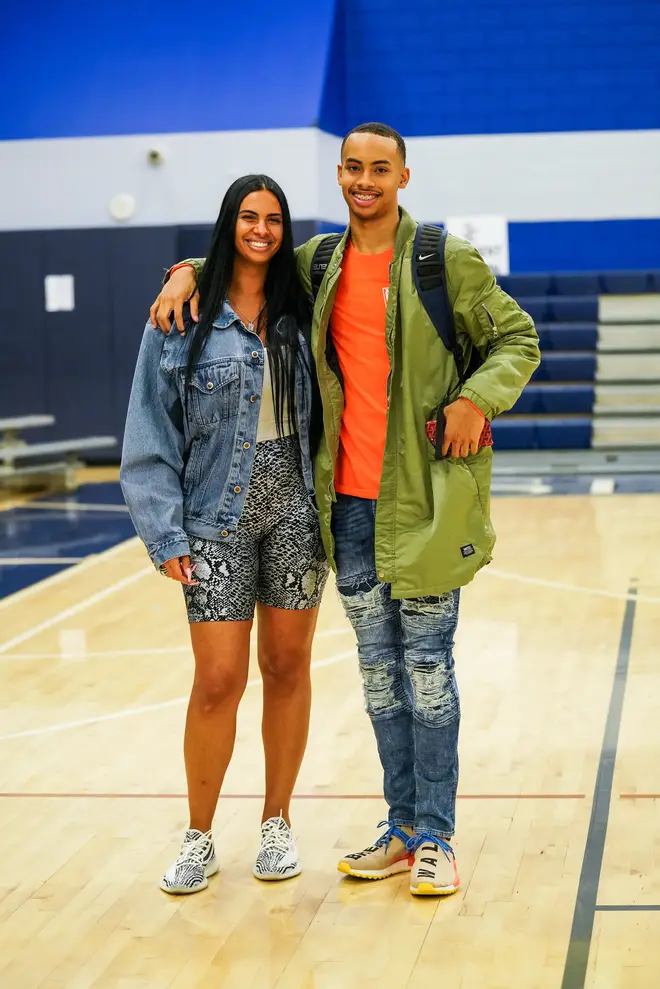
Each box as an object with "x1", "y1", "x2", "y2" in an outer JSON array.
[{"x1": 150, "y1": 123, "x2": 540, "y2": 896}]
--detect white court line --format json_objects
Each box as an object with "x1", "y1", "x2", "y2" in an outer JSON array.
[
  {"x1": 0, "y1": 626, "x2": 352, "y2": 662},
  {"x1": 0, "y1": 557, "x2": 84, "y2": 566},
  {"x1": 0, "y1": 566, "x2": 153, "y2": 654},
  {"x1": 18, "y1": 501, "x2": 130, "y2": 514},
  {"x1": 0, "y1": 648, "x2": 357, "y2": 742},
  {"x1": 485, "y1": 568, "x2": 660, "y2": 605},
  {"x1": 0, "y1": 537, "x2": 141, "y2": 613}
]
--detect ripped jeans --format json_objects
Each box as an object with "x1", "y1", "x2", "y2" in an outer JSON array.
[{"x1": 332, "y1": 494, "x2": 460, "y2": 838}]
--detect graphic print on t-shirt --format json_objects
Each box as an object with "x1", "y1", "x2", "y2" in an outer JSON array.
[{"x1": 330, "y1": 243, "x2": 394, "y2": 499}]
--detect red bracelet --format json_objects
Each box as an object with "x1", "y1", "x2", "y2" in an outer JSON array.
[
  {"x1": 168, "y1": 262, "x2": 196, "y2": 279},
  {"x1": 458, "y1": 397, "x2": 486, "y2": 419}
]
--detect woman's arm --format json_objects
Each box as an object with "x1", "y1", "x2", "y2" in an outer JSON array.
[{"x1": 120, "y1": 323, "x2": 190, "y2": 568}]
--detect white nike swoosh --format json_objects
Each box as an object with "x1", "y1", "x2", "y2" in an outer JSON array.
[{"x1": 418, "y1": 254, "x2": 435, "y2": 261}]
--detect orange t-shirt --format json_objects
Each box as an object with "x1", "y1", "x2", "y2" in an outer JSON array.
[{"x1": 331, "y1": 243, "x2": 393, "y2": 499}]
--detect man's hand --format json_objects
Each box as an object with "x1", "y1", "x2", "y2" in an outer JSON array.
[
  {"x1": 160, "y1": 555, "x2": 198, "y2": 585},
  {"x1": 441, "y1": 399, "x2": 486, "y2": 459},
  {"x1": 150, "y1": 265, "x2": 199, "y2": 335}
]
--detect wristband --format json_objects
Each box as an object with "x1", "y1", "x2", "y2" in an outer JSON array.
[
  {"x1": 168, "y1": 262, "x2": 196, "y2": 279},
  {"x1": 458, "y1": 397, "x2": 486, "y2": 419}
]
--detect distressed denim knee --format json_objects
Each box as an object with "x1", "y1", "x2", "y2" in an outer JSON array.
[
  {"x1": 336, "y1": 578, "x2": 408, "y2": 720},
  {"x1": 400, "y1": 593, "x2": 460, "y2": 729}
]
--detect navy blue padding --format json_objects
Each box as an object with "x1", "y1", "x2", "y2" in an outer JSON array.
[
  {"x1": 107, "y1": 226, "x2": 178, "y2": 461},
  {"x1": 497, "y1": 274, "x2": 552, "y2": 297},
  {"x1": 553, "y1": 274, "x2": 601, "y2": 296},
  {"x1": 507, "y1": 385, "x2": 594, "y2": 416},
  {"x1": 536, "y1": 323, "x2": 598, "y2": 352},
  {"x1": 602, "y1": 271, "x2": 654, "y2": 294},
  {"x1": 492, "y1": 418, "x2": 592, "y2": 450},
  {"x1": 650, "y1": 272, "x2": 660, "y2": 292},
  {"x1": 518, "y1": 297, "x2": 599, "y2": 323},
  {"x1": 0, "y1": 231, "x2": 46, "y2": 420},
  {"x1": 531, "y1": 353, "x2": 597, "y2": 382}
]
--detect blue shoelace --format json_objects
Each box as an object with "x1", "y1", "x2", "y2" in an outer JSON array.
[
  {"x1": 373, "y1": 820, "x2": 414, "y2": 851},
  {"x1": 406, "y1": 831, "x2": 455, "y2": 862}
]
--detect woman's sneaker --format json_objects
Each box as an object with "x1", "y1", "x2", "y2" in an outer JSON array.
[
  {"x1": 253, "y1": 817, "x2": 301, "y2": 881},
  {"x1": 160, "y1": 828, "x2": 218, "y2": 895},
  {"x1": 337, "y1": 821, "x2": 415, "y2": 880},
  {"x1": 408, "y1": 833, "x2": 460, "y2": 896}
]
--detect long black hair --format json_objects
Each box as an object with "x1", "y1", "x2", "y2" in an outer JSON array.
[{"x1": 185, "y1": 174, "x2": 314, "y2": 439}]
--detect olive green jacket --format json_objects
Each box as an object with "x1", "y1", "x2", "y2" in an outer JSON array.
[{"x1": 175, "y1": 208, "x2": 540, "y2": 597}]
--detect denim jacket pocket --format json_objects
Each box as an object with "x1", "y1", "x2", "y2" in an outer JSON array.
[{"x1": 187, "y1": 363, "x2": 241, "y2": 428}]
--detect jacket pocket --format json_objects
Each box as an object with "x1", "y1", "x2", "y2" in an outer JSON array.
[
  {"x1": 414, "y1": 448, "x2": 496, "y2": 590},
  {"x1": 188, "y1": 363, "x2": 241, "y2": 427}
]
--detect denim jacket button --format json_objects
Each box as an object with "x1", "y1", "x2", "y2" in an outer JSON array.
[
  {"x1": 251, "y1": 350, "x2": 259, "y2": 359},
  {"x1": 234, "y1": 485, "x2": 241, "y2": 493},
  {"x1": 243, "y1": 442, "x2": 251, "y2": 449},
  {"x1": 249, "y1": 395, "x2": 257, "y2": 403},
  {"x1": 206, "y1": 381, "x2": 213, "y2": 390},
  {"x1": 221, "y1": 530, "x2": 229, "y2": 537}
]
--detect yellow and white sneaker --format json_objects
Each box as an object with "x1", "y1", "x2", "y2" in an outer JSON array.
[
  {"x1": 338, "y1": 821, "x2": 414, "y2": 880},
  {"x1": 409, "y1": 833, "x2": 460, "y2": 896}
]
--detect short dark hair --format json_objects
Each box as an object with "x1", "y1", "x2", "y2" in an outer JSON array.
[{"x1": 341, "y1": 122, "x2": 407, "y2": 164}]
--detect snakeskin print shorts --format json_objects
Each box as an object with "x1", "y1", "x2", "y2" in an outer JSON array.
[{"x1": 183, "y1": 435, "x2": 329, "y2": 622}]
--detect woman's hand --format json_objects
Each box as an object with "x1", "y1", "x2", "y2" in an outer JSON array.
[
  {"x1": 150, "y1": 266, "x2": 199, "y2": 335},
  {"x1": 160, "y1": 555, "x2": 199, "y2": 585}
]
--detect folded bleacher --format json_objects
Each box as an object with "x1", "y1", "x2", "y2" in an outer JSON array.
[{"x1": 492, "y1": 271, "x2": 660, "y2": 450}]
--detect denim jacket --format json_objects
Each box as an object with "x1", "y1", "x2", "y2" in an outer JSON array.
[{"x1": 120, "y1": 302, "x2": 316, "y2": 568}]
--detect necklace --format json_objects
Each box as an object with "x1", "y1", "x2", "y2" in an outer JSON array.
[{"x1": 229, "y1": 297, "x2": 266, "y2": 334}]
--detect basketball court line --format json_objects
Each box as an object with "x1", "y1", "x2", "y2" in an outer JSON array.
[
  {"x1": 0, "y1": 557, "x2": 84, "y2": 565},
  {"x1": 0, "y1": 566, "x2": 153, "y2": 654},
  {"x1": 0, "y1": 626, "x2": 352, "y2": 662},
  {"x1": 0, "y1": 537, "x2": 140, "y2": 613},
  {"x1": 595, "y1": 904, "x2": 660, "y2": 912},
  {"x1": 17, "y1": 501, "x2": 130, "y2": 513},
  {"x1": 0, "y1": 649, "x2": 358, "y2": 742},
  {"x1": 561, "y1": 587, "x2": 637, "y2": 989},
  {"x1": 486, "y1": 568, "x2": 660, "y2": 605},
  {"x1": 0, "y1": 791, "x2": 587, "y2": 800}
]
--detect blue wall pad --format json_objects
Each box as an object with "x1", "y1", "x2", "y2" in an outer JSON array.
[
  {"x1": 322, "y1": 0, "x2": 660, "y2": 136},
  {"x1": 508, "y1": 220, "x2": 660, "y2": 273},
  {"x1": 492, "y1": 418, "x2": 593, "y2": 450},
  {"x1": 1, "y1": 1, "x2": 337, "y2": 139}
]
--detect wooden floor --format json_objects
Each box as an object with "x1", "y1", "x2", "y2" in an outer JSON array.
[{"x1": 1, "y1": 475, "x2": 660, "y2": 989}]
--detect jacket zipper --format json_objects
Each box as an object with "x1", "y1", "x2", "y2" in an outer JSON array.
[{"x1": 481, "y1": 303, "x2": 499, "y2": 338}]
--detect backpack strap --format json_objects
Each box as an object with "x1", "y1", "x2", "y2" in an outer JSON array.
[
  {"x1": 412, "y1": 224, "x2": 473, "y2": 385},
  {"x1": 310, "y1": 233, "x2": 343, "y2": 301}
]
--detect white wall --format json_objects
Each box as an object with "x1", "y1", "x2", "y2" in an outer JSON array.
[
  {"x1": 402, "y1": 130, "x2": 660, "y2": 223},
  {"x1": 1, "y1": 128, "x2": 659, "y2": 231}
]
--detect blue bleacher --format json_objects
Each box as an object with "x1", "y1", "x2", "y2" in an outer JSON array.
[
  {"x1": 510, "y1": 384, "x2": 594, "y2": 416},
  {"x1": 493, "y1": 268, "x2": 660, "y2": 450},
  {"x1": 498, "y1": 270, "x2": 660, "y2": 296},
  {"x1": 535, "y1": 324, "x2": 598, "y2": 351}
]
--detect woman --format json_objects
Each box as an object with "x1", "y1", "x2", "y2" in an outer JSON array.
[{"x1": 120, "y1": 175, "x2": 329, "y2": 894}]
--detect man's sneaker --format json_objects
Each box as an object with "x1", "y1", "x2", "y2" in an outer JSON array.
[
  {"x1": 337, "y1": 821, "x2": 414, "y2": 880},
  {"x1": 408, "y1": 833, "x2": 460, "y2": 896},
  {"x1": 160, "y1": 828, "x2": 218, "y2": 895},
  {"x1": 253, "y1": 817, "x2": 301, "y2": 881}
]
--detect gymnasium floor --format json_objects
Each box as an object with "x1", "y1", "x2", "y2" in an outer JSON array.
[{"x1": 1, "y1": 471, "x2": 659, "y2": 989}]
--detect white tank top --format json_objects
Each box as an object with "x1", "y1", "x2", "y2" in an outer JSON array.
[{"x1": 256, "y1": 354, "x2": 294, "y2": 442}]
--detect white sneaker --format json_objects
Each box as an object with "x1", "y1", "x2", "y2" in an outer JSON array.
[
  {"x1": 160, "y1": 828, "x2": 218, "y2": 895},
  {"x1": 253, "y1": 817, "x2": 301, "y2": 881}
]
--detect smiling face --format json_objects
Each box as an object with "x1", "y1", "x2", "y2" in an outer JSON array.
[
  {"x1": 233, "y1": 189, "x2": 284, "y2": 265},
  {"x1": 337, "y1": 131, "x2": 410, "y2": 223}
]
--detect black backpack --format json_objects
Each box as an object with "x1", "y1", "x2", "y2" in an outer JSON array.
[{"x1": 309, "y1": 223, "x2": 482, "y2": 388}]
